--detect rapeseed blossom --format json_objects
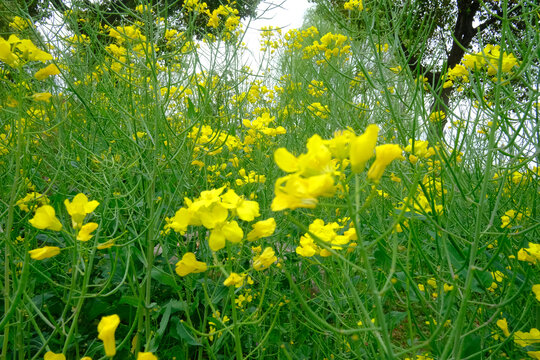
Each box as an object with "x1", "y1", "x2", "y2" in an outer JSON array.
[
  {"x1": 344, "y1": 0, "x2": 363, "y2": 11},
  {"x1": 175, "y1": 253, "x2": 207, "y2": 276},
  {"x1": 64, "y1": 193, "x2": 100, "y2": 229},
  {"x1": 252, "y1": 247, "x2": 277, "y2": 270},
  {"x1": 29, "y1": 246, "x2": 61, "y2": 260},
  {"x1": 296, "y1": 219, "x2": 356, "y2": 257},
  {"x1": 97, "y1": 314, "x2": 120, "y2": 356},
  {"x1": 35, "y1": 64, "x2": 60, "y2": 80},
  {"x1": 137, "y1": 352, "x2": 158, "y2": 360},
  {"x1": 517, "y1": 243, "x2": 540, "y2": 263},
  {"x1": 514, "y1": 328, "x2": 540, "y2": 347},
  {"x1": 29, "y1": 205, "x2": 62, "y2": 231},
  {"x1": 247, "y1": 218, "x2": 276, "y2": 241},
  {"x1": 367, "y1": 144, "x2": 404, "y2": 182},
  {"x1": 349, "y1": 124, "x2": 378, "y2": 172},
  {"x1": 496, "y1": 318, "x2": 510, "y2": 337},
  {"x1": 77, "y1": 222, "x2": 99, "y2": 241},
  {"x1": 223, "y1": 272, "x2": 245, "y2": 287},
  {"x1": 44, "y1": 352, "x2": 66, "y2": 360}
]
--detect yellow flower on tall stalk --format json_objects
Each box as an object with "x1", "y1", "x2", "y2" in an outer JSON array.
[
  {"x1": 247, "y1": 218, "x2": 276, "y2": 241},
  {"x1": 533, "y1": 284, "x2": 540, "y2": 302},
  {"x1": 223, "y1": 272, "x2": 245, "y2": 287},
  {"x1": 349, "y1": 124, "x2": 378, "y2": 172},
  {"x1": 64, "y1": 193, "x2": 99, "y2": 229},
  {"x1": 367, "y1": 144, "x2": 404, "y2": 182},
  {"x1": 44, "y1": 351, "x2": 66, "y2": 360},
  {"x1": 77, "y1": 222, "x2": 99, "y2": 241},
  {"x1": 29, "y1": 246, "x2": 61, "y2": 260},
  {"x1": 253, "y1": 247, "x2": 277, "y2": 270},
  {"x1": 496, "y1": 318, "x2": 510, "y2": 337},
  {"x1": 35, "y1": 63, "x2": 60, "y2": 80},
  {"x1": 208, "y1": 220, "x2": 243, "y2": 251},
  {"x1": 137, "y1": 352, "x2": 158, "y2": 360},
  {"x1": 29, "y1": 205, "x2": 62, "y2": 231},
  {"x1": 97, "y1": 314, "x2": 120, "y2": 357},
  {"x1": 175, "y1": 252, "x2": 208, "y2": 276},
  {"x1": 514, "y1": 328, "x2": 540, "y2": 347}
]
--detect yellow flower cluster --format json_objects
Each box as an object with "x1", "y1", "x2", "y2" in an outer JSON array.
[
  {"x1": 500, "y1": 209, "x2": 526, "y2": 229},
  {"x1": 344, "y1": 0, "x2": 363, "y2": 11},
  {"x1": 443, "y1": 64, "x2": 469, "y2": 88},
  {"x1": 428, "y1": 111, "x2": 446, "y2": 123},
  {"x1": 281, "y1": 26, "x2": 319, "y2": 53},
  {"x1": 307, "y1": 80, "x2": 327, "y2": 97},
  {"x1": 9, "y1": 16, "x2": 32, "y2": 31},
  {"x1": 517, "y1": 242, "x2": 540, "y2": 263},
  {"x1": 397, "y1": 174, "x2": 445, "y2": 216},
  {"x1": 207, "y1": 4, "x2": 240, "y2": 32},
  {"x1": 188, "y1": 125, "x2": 242, "y2": 156},
  {"x1": 462, "y1": 44, "x2": 519, "y2": 76},
  {"x1": 404, "y1": 139, "x2": 436, "y2": 164},
  {"x1": 272, "y1": 125, "x2": 403, "y2": 211},
  {"x1": 175, "y1": 252, "x2": 208, "y2": 276},
  {"x1": 0, "y1": 35, "x2": 53, "y2": 68},
  {"x1": 303, "y1": 32, "x2": 351, "y2": 65},
  {"x1": 164, "y1": 187, "x2": 259, "y2": 251},
  {"x1": 296, "y1": 219, "x2": 357, "y2": 257},
  {"x1": 252, "y1": 247, "x2": 277, "y2": 270},
  {"x1": 242, "y1": 112, "x2": 286, "y2": 143},
  {"x1": 307, "y1": 102, "x2": 330, "y2": 119},
  {"x1": 27, "y1": 194, "x2": 101, "y2": 260}
]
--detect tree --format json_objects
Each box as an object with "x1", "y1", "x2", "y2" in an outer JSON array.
[
  {"x1": 0, "y1": 0, "x2": 263, "y2": 38},
  {"x1": 312, "y1": 0, "x2": 539, "y2": 135}
]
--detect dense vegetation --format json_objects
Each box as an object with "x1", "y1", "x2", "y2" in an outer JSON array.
[{"x1": 0, "y1": 0, "x2": 539, "y2": 359}]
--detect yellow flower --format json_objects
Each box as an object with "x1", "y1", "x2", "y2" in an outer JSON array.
[
  {"x1": 64, "y1": 193, "x2": 99, "y2": 229},
  {"x1": 208, "y1": 220, "x2": 243, "y2": 251},
  {"x1": 223, "y1": 272, "x2": 245, "y2": 287},
  {"x1": 220, "y1": 189, "x2": 260, "y2": 221},
  {"x1": 137, "y1": 352, "x2": 158, "y2": 360},
  {"x1": 97, "y1": 314, "x2": 120, "y2": 357},
  {"x1": 29, "y1": 246, "x2": 61, "y2": 260},
  {"x1": 349, "y1": 124, "x2": 378, "y2": 173},
  {"x1": 496, "y1": 318, "x2": 510, "y2": 337},
  {"x1": 533, "y1": 284, "x2": 540, "y2": 302},
  {"x1": 0, "y1": 37, "x2": 19, "y2": 67},
  {"x1": 77, "y1": 222, "x2": 99, "y2": 241},
  {"x1": 80, "y1": 357, "x2": 92, "y2": 360},
  {"x1": 247, "y1": 218, "x2": 276, "y2": 241},
  {"x1": 35, "y1": 63, "x2": 60, "y2": 80},
  {"x1": 29, "y1": 205, "x2": 62, "y2": 231},
  {"x1": 31, "y1": 92, "x2": 53, "y2": 102},
  {"x1": 344, "y1": 0, "x2": 363, "y2": 11},
  {"x1": 271, "y1": 173, "x2": 335, "y2": 211},
  {"x1": 16, "y1": 192, "x2": 49, "y2": 212},
  {"x1": 528, "y1": 351, "x2": 540, "y2": 360},
  {"x1": 514, "y1": 328, "x2": 540, "y2": 347},
  {"x1": 518, "y1": 243, "x2": 540, "y2": 263},
  {"x1": 367, "y1": 144, "x2": 403, "y2": 182},
  {"x1": 175, "y1": 252, "x2": 207, "y2": 276},
  {"x1": 253, "y1": 247, "x2": 277, "y2": 271},
  {"x1": 97, "y1": 240, "x2": 115, "y2": 250},
  {"x1": 44, "y1": 351, "x2": 66, "y2": 360},
  {"x1": 429, "y1": 111, "x2": 446, "y2": 123}
]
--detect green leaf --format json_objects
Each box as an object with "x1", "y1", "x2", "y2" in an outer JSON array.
[{"x1": 171, "y1": 317, "x2": 201, "y2": 346}]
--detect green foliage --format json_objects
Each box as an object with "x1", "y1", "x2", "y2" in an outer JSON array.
[{"x1": 0, "y1": 0, "x2": 539, "y2": 359}]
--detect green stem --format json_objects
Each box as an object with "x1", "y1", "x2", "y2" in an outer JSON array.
[
  {"x1": 351, "y1": 174, "x2": 395, "y2": 358},
  {"x1": 230, "y1": 287, "x2": 243, "y2": 360}
]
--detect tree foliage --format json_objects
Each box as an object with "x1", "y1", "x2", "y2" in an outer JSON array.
[
  {"x1": 312, "y1": 0, "x2": 539, "y2": 134},
  {"x1": 0, "y1": 0, "x2": 262, "y2": 37}
]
